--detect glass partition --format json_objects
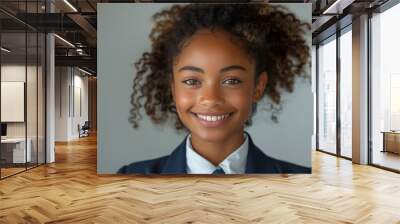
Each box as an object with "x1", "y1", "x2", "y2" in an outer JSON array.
[
  {"x1": 317, "y1": 35, "x2": 337, "y2": 155},
  {"x1": 0, "y1": 1, "x2": 46, "y2": 179},
  {"x1": 1, "y1": 31, "x2": 28, "y2": 177},
  {"x1": 27, "y1": 31, "x2": 38, "y2": 169}
]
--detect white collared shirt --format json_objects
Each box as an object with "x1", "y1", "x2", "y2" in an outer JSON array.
[{"x1": 186, "y1": 133, "x2": 249, "y2": 174}]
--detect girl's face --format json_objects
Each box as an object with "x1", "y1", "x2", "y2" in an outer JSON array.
[{"x1": 171, "y1": 29, "x2": 267, "y2": 143}]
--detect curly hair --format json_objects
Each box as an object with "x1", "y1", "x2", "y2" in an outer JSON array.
[{"x1": 130, "y1": 3, "x2": 310, "y2": 130}]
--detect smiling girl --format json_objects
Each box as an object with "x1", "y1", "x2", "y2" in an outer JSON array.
[{"x1": 118, "y1": 3, "x2": 311, "y2": 174}]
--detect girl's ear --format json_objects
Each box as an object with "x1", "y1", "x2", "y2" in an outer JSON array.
[{"x1": 253, "y1": 72, "x2": 268, "y2": 102}]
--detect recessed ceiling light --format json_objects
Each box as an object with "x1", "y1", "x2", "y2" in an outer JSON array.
[
  {"x1": 323, "y1": 0, "x2": 342, "y2": 14},
  {"x1": 54, "y1": 34, "x2": 75, "y2": 48},
  {"x1": 63, "y1": 0, "x2": 78, "y2": 12},
  {"x1": 78, "y1": 67, "x2": 93, "y2": 76},
  {"x1": 1, "y1": 47, "x2": 11, "y2": 53}
]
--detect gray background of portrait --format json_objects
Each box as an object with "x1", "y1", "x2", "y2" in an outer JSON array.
[{"x1": 97, "y1": 3, "x2": 312, "y2": 174}]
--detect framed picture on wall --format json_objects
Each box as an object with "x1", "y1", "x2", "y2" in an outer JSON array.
[
  {"x1": 1, "y1": 81, "x2": 25, "y2": 122},
  {"x1": 98, "y1": 3, "x2": 313, "y2": 175}
]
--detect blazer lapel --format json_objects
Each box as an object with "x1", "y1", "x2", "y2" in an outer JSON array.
[
  {"x1": 161, "y1": 137, "x2": 188, "y2": 174},
  {"x1": 245, "y1": 133, "x2": 277, "y2": 173},
  {"x1": 245, "y1": 134, "x2": 259, "y2": 173}
]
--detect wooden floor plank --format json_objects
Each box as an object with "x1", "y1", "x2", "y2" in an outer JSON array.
[{"x1": 0, "y1": 134, "x2": 400, "y2": 223}]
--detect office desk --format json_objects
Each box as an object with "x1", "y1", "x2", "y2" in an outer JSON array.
[
  {"x1": 381, "y1": 131, "x2": 400, "y2": 154},
  {"x1": 1, "y1": 138, "x2": 31, "y2": 163}
]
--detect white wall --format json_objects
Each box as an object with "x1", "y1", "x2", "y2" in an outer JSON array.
[
  {"x1": 55, "y1": 67, "x2": 69, "y2": 141},
  {"x1": 73, "y1": 73, "x2": 89, "y2": 137},
  {"x1": 55, "y1": 67, "x2": 89, "y2": 141}
]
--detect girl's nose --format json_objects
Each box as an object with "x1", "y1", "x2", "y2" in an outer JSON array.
[{"x1": 199, "y1": 84, "x2": 224, "y2": 107}]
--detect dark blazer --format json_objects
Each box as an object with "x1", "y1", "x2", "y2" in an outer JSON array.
[{"x1": 118, "y1": 134, "x2": 311, "y2": 174}]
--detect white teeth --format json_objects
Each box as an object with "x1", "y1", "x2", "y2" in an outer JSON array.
[{"x1": 196, "y1": 113, "x2": 231, "y2": 122}]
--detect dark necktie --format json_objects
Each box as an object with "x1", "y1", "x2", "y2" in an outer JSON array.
[{"x1": 212, "y1": 167, "x2": 225, "y2": 174}]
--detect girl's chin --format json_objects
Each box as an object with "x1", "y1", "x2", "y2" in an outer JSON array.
[{"x1": 191, "y1": 129, "x2": 232, "y2": 143}]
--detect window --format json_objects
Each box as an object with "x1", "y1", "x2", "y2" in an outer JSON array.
[
  {"x1": 339, "y1": 27, "x2": 352, "y2": 158},
  {"x1": 317, "y1": 35, "x2": 337, "y2": 154},
  {"x1": 370, "y1": 2, "x2": 400, "y2": 171}
]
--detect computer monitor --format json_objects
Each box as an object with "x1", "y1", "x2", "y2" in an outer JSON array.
[{"x1": 1, "y1": 123, "x2": 7, "y2": 137}]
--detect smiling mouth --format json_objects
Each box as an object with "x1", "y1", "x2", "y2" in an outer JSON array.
[{"x1": 192, "y1": 112, "x2": 233, "y2": 122}]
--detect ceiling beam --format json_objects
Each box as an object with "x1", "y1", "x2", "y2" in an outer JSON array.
[{"x1": 55, "y1": 55, "x2": 96, "y2": 69}]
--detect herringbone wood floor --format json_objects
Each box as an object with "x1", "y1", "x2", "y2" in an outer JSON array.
[{"x1": 1, "y1": 134, "x2": 400, "y2": 224}]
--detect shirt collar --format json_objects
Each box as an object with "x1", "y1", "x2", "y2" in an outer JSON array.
[{"x1": 185, "y1": 133, "x2": 249, "y2": 174}]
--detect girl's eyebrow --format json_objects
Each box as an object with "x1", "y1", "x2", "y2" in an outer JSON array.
[
  {"x1": 178, "y1": 66, "x2": 203, "y2": 73},
  {"x1": 177, "y1": 65, "x2": 247, "y2": 73}
]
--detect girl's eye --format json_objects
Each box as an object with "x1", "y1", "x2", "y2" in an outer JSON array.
[
  {"x1": 223, "y1": 79, "x2": 242, "y2": 85},
  {"x1": 182, "y1": 79, "x2": 200, "y2": 86}
]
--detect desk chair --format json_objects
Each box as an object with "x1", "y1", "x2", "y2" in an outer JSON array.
[{"x1": 78, "y1": 121, "x2": 90, "y2": 138}]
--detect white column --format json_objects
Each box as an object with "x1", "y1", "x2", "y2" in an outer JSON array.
[
  {"x1": 352, "y1": 14, "x2": 369, "y2": 164},
  {"x1": 46, "y1": 1, "x2": 55, "y2": 163},
  {"x1": 46, "y1": 33, "x2": 55, "y2": 163}
]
